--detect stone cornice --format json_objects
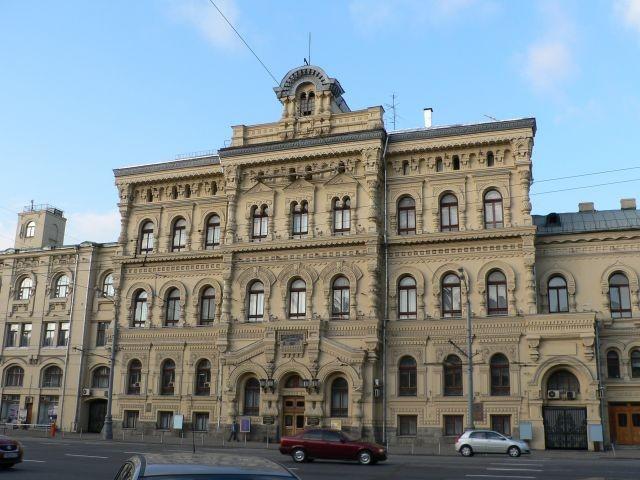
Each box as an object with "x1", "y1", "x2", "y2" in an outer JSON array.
[
  {"x1": 388, "y1": 226, "x2": 536, "y2": 246},
  {"x1": 114, "y1": 155, "x2": 220, "y2": 178}
]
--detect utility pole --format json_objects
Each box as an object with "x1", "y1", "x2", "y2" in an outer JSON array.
[
  {"x1": 102, "y1": 291, "x2": 119, "y2": 440},
  {"x1": 458, "y1": 268, "x2": 475, "y2": 430}
]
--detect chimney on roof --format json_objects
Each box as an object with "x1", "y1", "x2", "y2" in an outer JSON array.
[
  {"x1": 423, "y1": 107, "x2": 433, "y2": 128},
  {"x1": 621, "y1": 198, "x2": 637, "y2": 210},
  {"x1": 578, "y1": 202, "x2": 595, "y2": 213}
]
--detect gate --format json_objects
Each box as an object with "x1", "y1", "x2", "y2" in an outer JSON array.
[
  {"x1": 543, "y1": 406, "x2": 587, "y2": 449},
  {"x1": 88, "y1": 400, "x2": 107, "y2": 434}
]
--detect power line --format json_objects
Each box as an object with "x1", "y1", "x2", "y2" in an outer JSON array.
[
  {"x1": 533, "y1": 165, "x2": 640, "y2": 184},
  {"x1": 207, "y1": 0, "x2": 279, "y2": 85}
]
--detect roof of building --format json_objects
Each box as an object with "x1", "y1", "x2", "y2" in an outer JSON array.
[
  {"x1": 388, "y1": 117, "x2": 536, "y2": 142},
  {"x1": 533, "y1": 209, "x2": 640, "y2": 235},
  {"x1": 113, "y1": 153, "x2": 220, "y2": 178}
]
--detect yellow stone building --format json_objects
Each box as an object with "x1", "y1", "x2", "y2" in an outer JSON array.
[{"x1": 1, "y1": 66, "x2": 639, "y2": 450}]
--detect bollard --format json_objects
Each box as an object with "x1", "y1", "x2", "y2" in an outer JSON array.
[
  {"x1": 438, "y1": 441, "x2": 441, "y2": 455},
  {"x1": 122, "y1": 431, "x2": 125, "y2": 441}
]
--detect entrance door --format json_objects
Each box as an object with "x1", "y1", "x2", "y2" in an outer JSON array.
[
  {"x1": 609, "y1": 404, "x2": 640, "y2": 445},
  {"x1": 543, "y1": 406, "x2": 587, "y2": 449},
  {"x1": 282, "y1": 396, "x2": 305, "y2": 437},
  {"x1": 88, "y1": 400, "x2": 107, "y2": 433}
]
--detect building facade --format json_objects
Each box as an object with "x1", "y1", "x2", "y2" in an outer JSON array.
[{"x1": 1, "y1": 65, "x2": 639, "y2": 449}]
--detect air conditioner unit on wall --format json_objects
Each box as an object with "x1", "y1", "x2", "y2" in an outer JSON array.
[
  {"x1": 566, "y1": 391, "x2": 577, "y2": 400},
  {"x1": 547, "y1": 389, "x2": 561, "y2": 399}
]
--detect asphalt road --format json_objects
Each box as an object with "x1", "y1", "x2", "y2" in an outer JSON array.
[{"x1": 3, "y1": 437, "x2": 639, "y2": 480}]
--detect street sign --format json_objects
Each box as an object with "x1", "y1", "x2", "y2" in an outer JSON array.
[
  {"x1": 173, "y1": 414, "x2": 184, "y2": 430},
  {"x1": 262, "y1": 416, "x2": 275, "y2": 425},
  {"x1": 240, "y1": 417, "x2": 251, "y2": 433},
  {"x1": 330, "y1": 419, "x2": 342, "y2": 430}
]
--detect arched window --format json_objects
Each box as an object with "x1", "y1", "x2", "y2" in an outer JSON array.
[
  {"x1": 139, "y1": 221, "x2": 154, "y2": 254},
  {"x1": 444, "y1": 355, "x2": 462, "y2": 396},
  {"x1": 607, "y1": 350, "x2": 620, "y2": 379},
  {"x1": 333, "y1": 197, "x2": 351, "y2": 235},
  {"x1": 452, "y1": 155, "x2": 460, "y2": 170},
  {"x1": 212, "y1": 181, "x2": 218, "y2": 195},
  {"x1": 547, "y1": 369, "x2": 580, "y2": 393},
  {"x1": 248, "y1": 281, "x2": 265, "y2": 322},
  {"x1": 299, "y1": 91, "x2": 315, "y2": 116},
  {"x1": 331, "y1": 276, "x2": 350, "y2": 320},
  {"x1": 435, "y1": 157, "x2": 444, "y2": 172},
  {"x1": 195, "y1": 359, "x2": 211, "y2": 396},
  {"x1": 205, "y1": 215, "x2": 221, "y2": 250},
  {"x1": 490, "y1": 354, "x2": 510, "y2": 396},
  {"x1": 548, "y1": 276, "x2": 569, "y2": 313},
  {"x1": 42, "y1": 365, "x2": 63, "y2": 388},
  {"x1": 18, "y1": 277, "x2": 33, "y2": 300},
  {"x1": 199, "y1": 287, "x2": 216, "y2": 325},
  {"x1": 251, "y1": 205, "x2": 269, "y2": 241},
  {"x1": 609, "y1": 273, "x2": 632, "y2": 318},
  {"x1": 102, "y1": 273, "x2": 115, "y2": 297},
  {"x1": 165, "y1": 288, "x2": 181, "y2": 327},
  {"x1": 291, "y1": 202, "x2": 308, "y2": 238},
  {"x1": 146, "y1": 189, "x2": 153, "y2": 202},
  {"x1": 631, "y1": 350, "x2": 640, "y2": 378},
  {"x1": 243, "y1": 378, "x2": 260, "y2": 416},
  {"x1": 442, "y1": 273, "x2": 461, "y2": 318},
  {"x1": 184, "y1": 184, "x2": 191, "y2": 198},
  {"x1": 4, "y1": 365, "x2": 24, "y2": 387},
  {"x1": 486, "y1": 151, "x2": 495, "y2": 167},
  {"x1": 398, "y1": 356, "x2": 417, "y2": 396},
  {"x1": 330, "y1": 378, "x2": 349, "y2": 417},
  {"x1": 171, "y1": 186, "x2": 178, "y2": 200},
  {"x1": 127, "y1": 360, "x2": 142, "y2": 395},
  {"x1": 440, "y1": 194, "x2": 459, "y2": 232},
  {"x1": 171, "y1": 218, "x2": 187, "y2": 252},
  {"x1": 487, "y1": 270, "x2": 507, "y2": 316},
  {"x1": 484, "y1": 190, "x2": 504, "y2": 229},
  {"x1": 91, "y1": 366, "x2": 110, "y2": 389},
  {"x1": 133, "y1": 291, "x2": 148, "y2": 328},
  {"x1": 53, "y1": 275, "x2": 70, "y2": 298},
  {"x1": 402, "y1": 160, "x2": 410, "y2": 175},
  {"x1": 25, "y1": 221, "x2": 36, "y2": 238},
  {"x1": 397, "y1": 197, "x2": 416, "y2": 235},
  {"x1": 160, "y1": 359, "x2": 175, "y2": 395},
  {"x1": 289, "y1": 279, "x2": 306, "y2": 319},
  {"x1": 284, "y1": 375, "x2": 303, "y2": 388},
  {"x1": 398, "y1": 276, "x2": 417, "y2": 319}
]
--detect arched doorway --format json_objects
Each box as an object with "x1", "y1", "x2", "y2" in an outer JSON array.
[
  {"x1": 281, "y1": 374, "x2": 306, "y2": 437},
  {"x1": 542, "y1": 369, "x2": 587, "y2": 450},
  {"x1": 87, "y1": 400, "x2": 107, "y2": 433}
]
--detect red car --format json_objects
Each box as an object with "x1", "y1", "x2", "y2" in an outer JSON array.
[
  {"x1": 0, "y1": 435, "x2": 23, "y2": 469},
  {"x1": 279, "y1": 428, "x2": 387, "y2": 465}
]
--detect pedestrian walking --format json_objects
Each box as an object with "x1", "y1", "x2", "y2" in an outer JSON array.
[{"x1": 228, "y1": 418, "x2": 239, "y2": 442}]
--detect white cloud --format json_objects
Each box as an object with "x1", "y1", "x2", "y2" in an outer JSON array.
[
  {"x1": 615, "y1": 0, "x2": 640, "y2": 35},
  {"x1": 65, "y1": 210, "x2": 120, "y2": 245},
  {"x1": 169, "y1": 0, "x2": 241, "y2": 50}
]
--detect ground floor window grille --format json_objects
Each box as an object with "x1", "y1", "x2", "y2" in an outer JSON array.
[
  {"x1": 157, "y1": 411, "x2": 172, "y2": 430},
  {"x1": 398, "y1": 415, "x2": 417, "y2": 436},
  {"x1": 123, "y1": 410, "x2": 139, "y2": 429},
  {"x1": 193, "y1": 412, "x2": 209, "y2": 432}
]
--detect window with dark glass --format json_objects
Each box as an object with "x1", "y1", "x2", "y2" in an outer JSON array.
[
  {"x1": 43, "y1": 322, "x2": 56, "y2": 347},
  {"x1": 452, "y1": 155, "x2": 460, "y2": 170},
  {"x1": 243, "y1": 378, "x2": 260, "y2": 416},
  {"x1": 20, "y1": 323, "x2": 31, "y2": 347},
  {"x1": 548, "y1": 276, "x2": 569, "y2": 313},
  {"x1": 127, "y1": 360, "x2": 142, "y2": 395},
  {"x1": 194, "y1": 412, "x2": 209, "y2": 431},
  {"x1": 5, "y1": 324, "x2": 19, "y2": 347},
  {"x1": 158, "y1": 411, "x2": 172, "y2": 430},
  {"x1": 331, "y1": 377, "x2": 349, "y2": 417},
  {"x1": 440, "y1": 194, "x2": 459, "y2": 232},
  {"x1": 402, "y1": 161, "x2": 410, "y2": 175},
  {"x1": 609, "y1": 273, "x2": 632, "y2": 318},
  {"x1": 124, "y1": 410, "x2": 139, "y2": 429},
  {"x1": 398, "y1": 197, "x2": 416, "y2": 235},
  {"x1": 171, "y1": 218, "x2": 187, "y2": 252},
  {"x1": 484, "y1": 190, "x2": 504, "y2": 229},
  {"x1": 631, "y1": 350, "x2": 640, "y2": 378},
  {"x1": 486, "y1": 151, "x2": 495, "y2": 167},
  {"x1": 199, "y1": 287, "x2": 216, "y2": 325},
  {"x1": 42, "y1": 366, "x2": 63, "y2": 388},
  {"x1": 435, "y1": 157, "x2": 444, "y2": 172},
  {"x1": 444, "y1": 415, "x2": 463, "y2": 436},
  {"x1": 18, "y1": 277, "x2": 33, "y2": 300},
  {"x1": 160, "y1": 359, "x2": 175, "y2": 395},
  {"x1": 442, "y1": 273, "x2": 461, "y2": 318},
  {"x1": 139, "y1": 221, "x2": 154, "y2": 254},
  {"x1": 25, "y1": 221, "x2": 36, "y2": 238},
  {"x1": 299, "y1": 91, "x2": 315, "y2": 116},
  {"x1": 490, "y1": 354, "x2": 510, "y2": 396},
  {"x1": 133, "y1": 291, "x2": 148, "y2": 328},
  {"x1": 291, "y1": 202, "x2": 308, "y2": 238},
  {"x1": 547, "y1": 369, "x2": 580, "y2": 392},
  {"x1": 91, "y1": 366, "x2": 110, "y2": 389},
  {"x1": 398, "y1": 415, "x2": 417, "y2": 436},
  {"x1": 398, "y1": 356, "x2": 417, "y2": 396},
  {"x1": 607, "y1": 350, "x2": 620, "y2": 379},
  {"x1": 54, "y1": 275, "x2": 70, "y2": 298},
  {"x1": 171, "y1": 186, "x2": 178, "y2": 199},
  {"x1": 195, "y1": 359, "x2": 211, "y2": 396},
  {"x1": 284, "y1": 375, "x2": 302, "y2": 388},
  {"x1": 96, "y1": 322, "x2": 108, "y2": 347},
  {"x1": 331, "y1": 276, "x2": 350, "y2": 319},
  {"x1": 333, "y1": 197, "x2": 351, "y2": 235},
  {"x1": 251, "y1": 205, "x2": 269, "y2": 241},
  {"x1": 165, "y1": 288, "x2": 181, "y2": 327},
  {"x1": 57, "y1": 322, "x2": 69, "y2": 346},
  {"x1": 398, "y1": 276, "x2": 417, "y2": 319},
  {"x1": 487, "y1": 270, "x2": 508, "y2": 316},
  {"x1": 248, "y1": 281, "x2": 265, "y2": 322},
  {"x1": 289, "y1": 279, "x2": 306, "y2": 319},
  {"x1": 205, "y1": 215, "x2": 221, "y2": 249},
  {"x1": 444, "y1": 354, "x2": 462, "y2": 396},
  {"x1": 491, "y1": 415, "x2": 511, "y2": 436},
  {"x1": 4, "y1": 366, "x2": 24, "y2": 387},
  {"x1": 102, "y1": 273, "x2": 115, "y2": 297}
]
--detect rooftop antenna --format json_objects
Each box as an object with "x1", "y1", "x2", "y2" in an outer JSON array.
[
  {"x1": 304, "y1": 33, "x2": 311, "y2": 66},
  {"x1": 384, "y1": 93, "x2": 398, "y2": 130},
  {"x1": 483, "y1": 114, "x2": 498, "y2": 121}
]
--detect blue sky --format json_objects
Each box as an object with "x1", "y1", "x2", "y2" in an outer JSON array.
[{"x1": 1, "y1": 0, "x2": 640, "y2": 248}]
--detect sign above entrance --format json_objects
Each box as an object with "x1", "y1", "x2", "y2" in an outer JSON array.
[{"x1": 279, "y1": 332, "x2": 305, "y2": 346}]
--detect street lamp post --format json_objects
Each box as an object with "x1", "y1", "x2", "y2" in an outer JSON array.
[
  {"x1": 102, "y1": 292, "x2": 119, "y2": 440},
  {"x1": 458, "y1": 268, "x2": 475, "y2": 431}
]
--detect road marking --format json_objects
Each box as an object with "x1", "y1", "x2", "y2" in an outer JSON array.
[
  {"x1": 487, "y1": 468, "x2": 543, "y2": 472},
  {"x1": 65, "y1": 453, "x2": 108, "y2": 459},
  {"x1": 490, "y1": 463, "x2": 542, "y2": 467},
  {"x1": 466, "y1": 475, "x2": 536, "y2": 479},
  {"x1": 23, "y1": 459, "x2": 46, "y2": 463},
  {"x1": 124, "y1": 451, "x2": 151, "y2": 454}
]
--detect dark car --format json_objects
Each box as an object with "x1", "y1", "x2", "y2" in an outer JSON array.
[
  {"x1": 113, "y1": 453, "x2": 299, "y2": 480},
  {"x1": 0, "y1": 435, "x2": 23, "y2": 469},
  {"x1": 279, "y1": 428, "x2": 387, "y2": 465}
]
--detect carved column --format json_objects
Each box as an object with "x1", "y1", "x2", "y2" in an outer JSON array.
[
  {"x1": 519, "y1": 168, "x2": 532, "y2": 226},
  {"x1": 224, "y1": 165, "x2": 239, "y2": 244}
]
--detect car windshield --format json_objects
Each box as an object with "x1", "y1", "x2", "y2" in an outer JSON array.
[{"x1": 142, "y1": 476, "x2": 292, "y2": 480}]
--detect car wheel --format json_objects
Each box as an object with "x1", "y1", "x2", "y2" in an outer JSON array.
[
  {"x1": 507, "y1": 446, "x2": 521, "y2": 458},
  {"x1": 460, "y1": 445, "x2": 474, "y2": 457},
  {"x1": 292, "y1": 448, "x2": 307, "y2": 463},
  {"x1": 358, "y1": 450, "x2": 373, "y2": 465}
]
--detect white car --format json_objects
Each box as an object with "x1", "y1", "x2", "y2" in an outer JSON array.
[{"x1": 455, "y1": 430, "x2": 531, "y2": 457}]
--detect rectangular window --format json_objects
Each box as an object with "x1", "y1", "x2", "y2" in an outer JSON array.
[
  {"x1": 96, "y1": 322, "x2": 108, "y2": 347},
  {"x1": 43, "y1": 322, "x2": 56, "y2": 347},
  {"x1": 157, "y1": 411, "x2": 173, "y2": 430},
  {"x1": 0, "y1": 395, "x2": 21, "y2": 423},
  {"x1": 398, "y1": 415, "x2": 417, "y2": 436},
  {"x1": 20, "y1": 323, "x2": 32, "y2": 347},
  {"x1": 491, "y1": 415, "x2": 511, "y2": 436},
  {"x1": 57, "y1": 322, "x2": 70, "y2": 347},
  {"x1": 618, "y1": 413, "x2": 628, "y2": 427},
  {"x1": 123, "y1": 410, "x2": 139, "y2": 429},
  {"x1": 37, "y1": 396, "x2": 59, "y2": 424},
  {"x1": 444, "y1": 415, "x2": 464, "y2": 436},
  {"x1": 5, "y1": 324, "x2": 19, "y2": 347},
  {"x1": 632, "y1": 413, "x2": 640, "y2": 427},
  {"x1": 193, "y1": 412, "x2": 209, "y2": 432}
]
